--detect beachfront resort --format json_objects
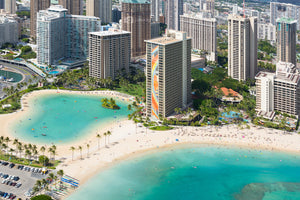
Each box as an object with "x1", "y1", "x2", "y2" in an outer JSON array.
[{"x1": 1, "y1": 0, "x2": 300, "y2": 199}]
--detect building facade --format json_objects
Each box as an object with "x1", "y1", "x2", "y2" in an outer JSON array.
[
  {"x1": 86, "y1": 0, "x2": 112, "y2": 23},
  {"x1": 89, "y1": 30, "x2": 131, "y2": 80},
  {"x1": 145, "y1": 30, "x2": 192, "y2": 119},
  {"x1": 112, "y1": 8, "x2": 121, "y2": 23},
  {"x1": 270, "y1": 2, "x2": 300, "y2": 30},
  {"x1": 0, "y1": 0, "x2": 4, "y2": 9},
  {"x1": 180, "y1": 13, "x2": 217, "y2": 61},
  {"x1": 0, "y1": 16, "x2": 18, "y2": 47},
  {"x1": 151, "y1": 21, "x2": 160, "y2": 39},
  {"x1": 58, "y1": 0, "x2": 82, "y2": 15},
  {"x1": 30, "y1": 0, "x2": 51, "y2": 40},
  {"x1": 256, "y1": 62, "x2": 300, "y2": 116},
  {"x1": 199, "y1": 0, "x2": 214, "y2": 16},
  {"x1": 228, "y1": 14, "x2": 257, "y2": 81},
  {"x1": 276, "y1": 18, "x2": 297, "y2": 66},
  {"x1": 37, "y1": 5, "x2": 101, "y2": 65},
  {"x1": 121, "y1": 0, "x2": 151, "y2": 57},
  {"x1": 151, "y1": 0, "x2": 160, "y2": 22},
  {"x1": 257, "y1": 23, "x2": 276, "y2": 45},
  {"x1": 4, "y1": 0, "x2": 16, "y2": 14},
  {"x1": 165, "y1": 0, "x2": 183, "y2": 31}
]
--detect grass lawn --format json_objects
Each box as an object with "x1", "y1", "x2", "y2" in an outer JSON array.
[
  {"x1": 116, "y1": 83, "x2": 145, "y2": 97},
  {"x1": 149, "y1": 126, "x2": 174, "y2": 131}
]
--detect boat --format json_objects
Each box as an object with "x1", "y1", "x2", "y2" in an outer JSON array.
[
  {"x1": 7, "y1": 78, "x2": 14, "y2": 82},
  {"x1": 41, "y1": 134, "x2": 47, "y2": 136}
]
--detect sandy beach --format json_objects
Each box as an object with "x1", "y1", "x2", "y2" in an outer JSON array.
[{"x1": 1, "y1": 90, "x2": 300, "y2": 198}]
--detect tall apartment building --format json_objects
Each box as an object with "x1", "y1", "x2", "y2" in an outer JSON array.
[
  {"x1": 4, "y1": 0, "x2": 16, "y2": 14},
  {"x1": 112, "y1": 8, "x2": 121, "y2": 23},
  {"x1": 89, "y1": 30, "x2": 131, "y2": 80},
  {"x1": 151, "y1": 0, "x2": 160, "y2": 22},
  {"x1": 257, "y1": 23, "x2": 276, "y2": 45},
  {"x1": 58, "y1": 0, "x2": 82, "y2": 15},
  {"x1": 0, "y1": 0, "x2": 4, "y2": 9},
  {"x1": 121, "y1": 0, "x2": 151, "y2": 57},
  {"x1": 86, "y1": 0, "x2": 112, "y2": 23},
  {"x1": 151, "y1": 21, "x2": 160, "y2": 39},
  {"x1": 228, "y1": 14, "x2": 257, "y2": 81},
  {"x1": 276, "y1": 18, "x2": 297, "y2": 66},
  {"x1": 199, "y1": 0, "x2": 214, "y2": 16},
  {"x1": 270, "y1": 2, "x2": 300, "y2": 30},
  {"x1": 165, "y1": 0, "x2": 183, "y2": 31},
  {"x1": 37, "y1": 5, "x2": 101, "y2": 65},
  {"x1": 30, "y1": 0, "x2": 50, "y2": 40},
  {"x1": 256, "y1": 62, "x2": 300, "y2": 116},
  {"x1": 145, "y1": 30, "x2": 192, "y2": 119},
  {"x1": 180, "y1": 13, "x2": 217, "y2": 61},
  {"x1": 0, "y1": 16, "x2": 18, "y2": 47}
]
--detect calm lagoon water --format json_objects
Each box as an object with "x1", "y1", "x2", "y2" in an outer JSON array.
[
  {"x1": 67, "y1": 145, "x2": 300, "y2": 200},
  {"x1": 11, "y1": 93, "x2": 131, "y2": 144}
]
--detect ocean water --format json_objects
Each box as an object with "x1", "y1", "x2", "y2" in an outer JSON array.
[
  {"x1": 66, "y1": 145, "x2": 300, "y2": 200},
  {"x1": 11, "y1": 93, "x2": 131, "y2": 144}
]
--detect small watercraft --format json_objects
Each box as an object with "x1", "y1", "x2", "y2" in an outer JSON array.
[{"x1": 42, "y1": 134, "x2": 47, "y2": 136}]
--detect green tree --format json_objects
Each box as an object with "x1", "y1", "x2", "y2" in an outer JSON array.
[
  {"x1": 31, "y1": 194, "x2": 53, "y2": 200},
  {"x1": 38, "y1": 155, "x2": 49, "y2": 166}
]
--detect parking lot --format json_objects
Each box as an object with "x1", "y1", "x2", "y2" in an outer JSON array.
[{"x1": 0, "y1": 161, "x2": 49, "y2": 199}]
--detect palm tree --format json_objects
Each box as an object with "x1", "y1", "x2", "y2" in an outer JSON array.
[
  {"x1": 40, "y1": 146, "x2": 46, "y2": 157},
  {"x1": 107, "y1": 131, "x2": 112, "y2": 144},
  {"x1": 2, "y1": 144, "x2": 8, "y2": 159},
  {"x1": 70, "y1": 146, "x2": 75, "y2": 161},
  {"x1": 96, "y1": 134, "x2": 101, "y2": 150},
  {"x1": 17, "y1": 144, "x2": 23, "y2": 159},
  {"x1": 86, "y1": 144, "x2": 90, "y2": 157},
  {"x1": 25, "y1": 149, "x2": 31, "y2": 160},
  {"x1": 103, "y1": 132, "x2": 107, "y2": 145},
  {"x1": 78, "y1": 146, "x2": 82, "y2": 160},
  {"x1": 48, "y1": 147, "x2": 53, "y2": 161},
  {"x1": 4, "y1": 137, "x2": 10, "y2": 147}
]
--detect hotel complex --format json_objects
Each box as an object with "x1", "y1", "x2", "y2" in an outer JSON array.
[
  {"x1": 228, "y1": 14, "x2": 257, "y2": 81},
  {"x1": 165, "y1": 0, "x2": 183, "y2": 31},
  {"x1": 180, "y1": 13, "x2": 217, "y2": 61},
  {"x1": 121, "y1": 0, "x2": 151, "y2": 57},
  {"x1": 88, "y1": 30, "x2": 131, "y2": 80},
  {"x1": 270, "y1": 2, "x2": 300, "y2": 30},
  {"x1": 30, "y1": 0, "x2": 51, "y2": 40},
  {"x1": 36, "y1": 5, "x2": 101, "y2": 65},
  {"x1": 0, "y1": 16, "x2": 18, "y2": 47},
  {"x1": 256, "y1": 62, "x2": 300, "y2": 117},
  {"x1": 276, "y1": 18, "x2": 297, "y2": 66},
  {"x1": 58, "y1": 0, "x2": 82, "y2": 15},
  {"x1": 86, "y1": 0, "x2": 112, "y2": 23},
  {"x1": 145, "y1": 30, "x2": 192, "y2": 119}
]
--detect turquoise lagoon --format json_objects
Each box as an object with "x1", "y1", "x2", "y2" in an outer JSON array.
[
  {"x1": 67, "y1": 145, "x2": 300, "y2": 200},
  {"x1": 11, "y1": 93, "x2": 131, "y2": 144}
]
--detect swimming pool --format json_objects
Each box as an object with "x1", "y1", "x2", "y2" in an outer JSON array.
[
  {"x1": 11, "y1": 93, "x2": 131, "y2": 144},
  {"x1": 48, "y1": 70, "x2": 60, "y2": 75}
]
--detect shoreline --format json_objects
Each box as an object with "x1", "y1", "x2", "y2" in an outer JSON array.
[
  {"x1": 1, "y1": 90, "x2": 300, "y2": 199},
  {"x1": 59, "y1": 123, "x2": 300, "y2": 199}
]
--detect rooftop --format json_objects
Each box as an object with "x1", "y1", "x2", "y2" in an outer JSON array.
[
  {"x1": 145, "y1": 37, "x2": 181, "y2": 45},
  {"x1": 122, "y1": 0, "x2": 150, "y2": 4},
  {"x1": 276, "y1": 17, "x2": 297, "y2": 24},
  {"x1": 89, "y1": 30, "x2": 130, "y2": 36}
]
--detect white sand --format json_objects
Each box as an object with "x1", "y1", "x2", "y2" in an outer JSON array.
[{"x1": 1, "y1": 90, "x2": 300, "y2": 199}]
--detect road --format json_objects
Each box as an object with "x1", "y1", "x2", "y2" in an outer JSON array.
[{"x1": 0, "y1": 61, "x2": 41, "y2": 100}]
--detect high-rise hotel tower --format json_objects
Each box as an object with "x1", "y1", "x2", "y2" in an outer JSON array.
[{"x1": 145, "y1": 30, "x2": 192, "y2": 119}]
